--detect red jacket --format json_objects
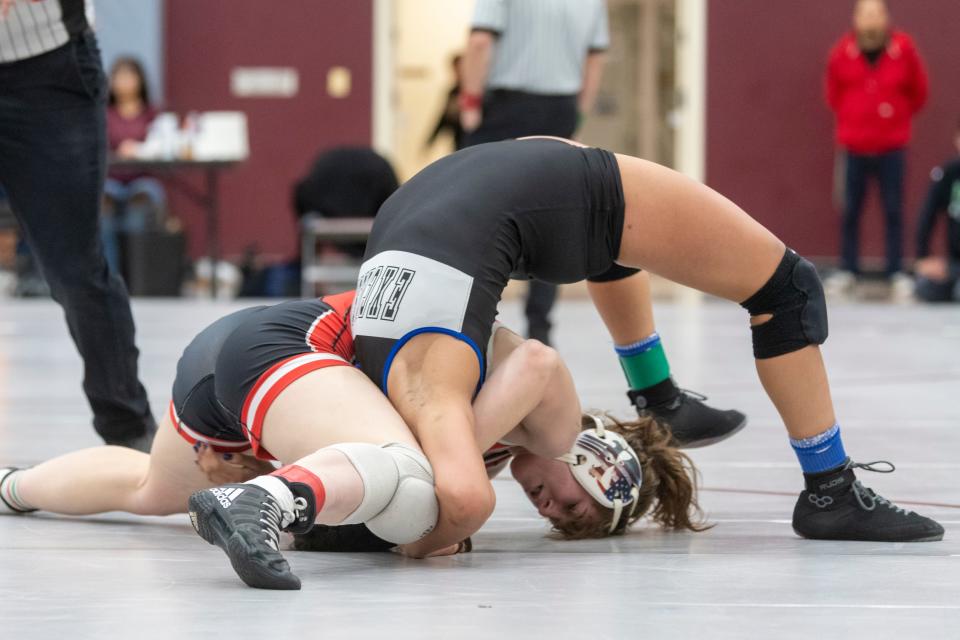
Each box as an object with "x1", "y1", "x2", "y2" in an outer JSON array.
[{"x1": 826, "y1": 30, "x2": 928, "y2": 154}]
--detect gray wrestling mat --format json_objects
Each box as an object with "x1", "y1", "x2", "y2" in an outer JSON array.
[{"x1": 1, "y1": 297, "x2": 958, "y2": 638}]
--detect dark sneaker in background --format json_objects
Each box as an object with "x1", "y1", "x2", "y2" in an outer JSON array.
[{"x1": 628, "y1": 377, "x2": 747, "y2": 448}]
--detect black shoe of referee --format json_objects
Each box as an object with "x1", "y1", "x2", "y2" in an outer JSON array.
[
  {"x1": 793, "y1": 459, "x2": 944, "y2": 542},
  {"x1": 188, "y1": 476, "x2": 315, "y2": 590},
  {"x1": 628, "y1": 378, "x2": 747, "y2": 448}
]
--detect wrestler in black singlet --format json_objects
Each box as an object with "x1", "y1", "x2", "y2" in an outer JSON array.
[{"x1": 352, "y1": 138, "x2": 635, "y2": 390}]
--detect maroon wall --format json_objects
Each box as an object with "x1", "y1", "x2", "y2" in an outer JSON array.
[
  {"x1": 164, "y1": 0, "x2": 373, "y2": 260},
  {"x1": 706, "y1": 0, "x2": 960, "y2": 261}
]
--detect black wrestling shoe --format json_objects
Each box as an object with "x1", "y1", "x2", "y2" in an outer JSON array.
[
  {"x1": 188, "y1": 476, "x2": 315, "y2": 590},
  {"x1": 293, "y1": 523, "x2": 396, "y2": 553},
  {"x1": 793, "y1": 459, "x2": 945, "y2": 542},
  {"x1": 628, "y1": 378, "x2": 747, "y2": 448}
]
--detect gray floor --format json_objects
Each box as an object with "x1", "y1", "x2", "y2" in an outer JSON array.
[{"x1": 1, "y1": 297, "x2": 959, "y2": 639}]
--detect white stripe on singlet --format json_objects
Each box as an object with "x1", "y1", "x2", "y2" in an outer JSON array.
[{"x1": 241, "y1": 352, "x2": 348, "y2": 431}]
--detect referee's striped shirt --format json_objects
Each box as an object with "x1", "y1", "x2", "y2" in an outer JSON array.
[
  {"x1": 0, "y1": 0, "x2": 92, "y2": 63},
  {"x1": 472, "y1": 0, "x2": 609, "y2": 96}
]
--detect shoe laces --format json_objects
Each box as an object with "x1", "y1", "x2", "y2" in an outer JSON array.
[
  {"x1": 660, "y1": 388, "x2": 707, "y2": 412},
  {"x1": 844, "y1": 460, "x2": 912, "y2": 516},
  {"x1": 259, "y1": 495, "x2": 309, "y2": 551},
  {"x1": 678, "y1": 388, "x2": 707, "y2": 403}
]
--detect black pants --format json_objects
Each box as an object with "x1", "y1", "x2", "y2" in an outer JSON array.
[
  {"x1": 842, "y1": 148, "x2": 905, "y2": 276},
  {"x1": 0, "y1": 33, "x2": 153, "y2": 441},
  {"x1": 463, "y1": 90, "x2": 579, "y2": 342}
]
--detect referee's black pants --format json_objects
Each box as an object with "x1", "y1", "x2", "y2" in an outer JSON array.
[
  {"x1": 463, "y1": 89, "x2": 578, "y2": 344},
  {"x1": 0, "y1": 32, "x2": 155, "y2": 443}
]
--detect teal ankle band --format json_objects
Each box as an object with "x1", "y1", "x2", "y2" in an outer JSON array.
[{"x1": 617, "y1": 339, "x2": 671, "y2": 390}]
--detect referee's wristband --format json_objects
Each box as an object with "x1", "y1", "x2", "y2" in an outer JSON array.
[{"x1": 458, "y1": 92, "x2": 483, "y2": 111}]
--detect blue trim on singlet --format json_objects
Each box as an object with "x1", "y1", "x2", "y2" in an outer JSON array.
[{"x1": 380, "y1": 327, "x2": 486, "y2": 396}]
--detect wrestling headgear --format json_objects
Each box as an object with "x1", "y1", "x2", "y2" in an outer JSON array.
[{"x1": 556, "y1": 414, "x2": 644, "y2": 533}]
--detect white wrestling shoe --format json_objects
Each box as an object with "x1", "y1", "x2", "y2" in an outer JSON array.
[{"x1": 0, "y1": 468, "x2": 35, "y2": 514}]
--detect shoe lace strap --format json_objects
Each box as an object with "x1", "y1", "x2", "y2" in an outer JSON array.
[
  {"x1": 844, "y1": 460, "x2": 912, "y2": 515},
  {"x1": 260, "y1": 496, "x2": 308, "y2": 550},
  {"x1": 845, "y1": 459, "x2": 896, "y2": 474},
  {"x1": 678, "y1": 388, "x2": 707, "y2": 402}
]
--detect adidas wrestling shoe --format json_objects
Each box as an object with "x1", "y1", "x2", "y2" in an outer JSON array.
[
  {"x1": 188, "y1": 476, "x2": 315, "y2": 589},
  {"x1": 628, "y1": 378, "x2": 747, "y2": 448},
  {"x1": 793, "y1": 459, "x2": 944, "y2": 542}
]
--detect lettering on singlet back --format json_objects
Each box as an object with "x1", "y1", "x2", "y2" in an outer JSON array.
[{"x1": 355, "y1": 265, "x2": 416, "y2": 321}]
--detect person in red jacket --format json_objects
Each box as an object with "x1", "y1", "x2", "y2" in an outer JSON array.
[{"x1": 826, "y1": 0, "x2": 928, "y2": 286}]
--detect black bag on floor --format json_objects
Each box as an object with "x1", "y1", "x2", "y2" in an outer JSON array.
[{"x1": 122, "y1": 230, "x2": 186, "y2": 296}]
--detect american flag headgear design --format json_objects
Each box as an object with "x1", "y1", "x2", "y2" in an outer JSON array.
[{"x1": 555, "y1": 414, "x2": 644, "y2": 533}]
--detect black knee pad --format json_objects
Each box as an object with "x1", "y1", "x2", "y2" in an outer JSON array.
[
  {"x1": 587, "y1": 263, "x2": 642, "y2": 283},
  {"x1": 739, "y1": 249, "x2": 828, "y2": 359}
]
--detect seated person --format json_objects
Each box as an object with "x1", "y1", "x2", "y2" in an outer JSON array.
[
  {"x1": 102, "y1": 57, "x2": 166, "y2": 274},
  {"x1": 914, "y1": 118, "x2": 960, "y2": 302}
]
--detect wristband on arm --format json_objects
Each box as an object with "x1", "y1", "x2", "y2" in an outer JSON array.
[{"x1": 458, "y1": 92, "x2": 483, "y2": 111}]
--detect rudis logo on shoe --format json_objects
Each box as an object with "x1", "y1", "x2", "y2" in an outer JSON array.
[
  {"x1": 818, "y1": 476, "x2": 846, "y2": 492},
  {"x1": 807, "y1": 494, "x2": 835, "y2": 509},
  {"x1": 210, "y1": 487, "x2": 244, "y2": 508}
]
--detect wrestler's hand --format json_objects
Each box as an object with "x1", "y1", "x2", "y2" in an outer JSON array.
[
  {"x1": 395, "y1": 537, "x2": 472, "y2": 559},
  {"x1": 1, "y1": 0, "x2": 14, "y2": 19},
  {"x1": 195, "y1": 443, "x2": 274, "y2": 484}
]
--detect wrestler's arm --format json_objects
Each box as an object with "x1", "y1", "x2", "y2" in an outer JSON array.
[
  {"x1": 398, "y1": 329, "x2": 580, "y2": 559},
  {"x1": 472, "y1": 326, "x2": 581, "y2": 459},
  {"x1": 387, "y1": 335, "x2": 495, "y2": 559}
]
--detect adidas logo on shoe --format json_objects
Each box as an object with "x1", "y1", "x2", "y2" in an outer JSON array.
[{"x1": 210, "y1": 486, "x2": 244, "y2": 508}]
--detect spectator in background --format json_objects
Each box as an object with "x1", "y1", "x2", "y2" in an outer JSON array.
[
  {"x1": 0, "y1": 1, "x2": 155, "y2": 450},
  {"x1": 826, "y1": 0, "x2": 928, "y2": 293},
  {"x1": 459, "y1": 0, "x2": 608, "y2": 344},
  {"x1": 424, "y1": 55, "x2": 466, "y2": 152},
  {"x1": 102, "y1": 57, "x2": 166, "y2": 274},
  {"x1": 913, "y1": 118, "x2": 960, "y2": 303}
]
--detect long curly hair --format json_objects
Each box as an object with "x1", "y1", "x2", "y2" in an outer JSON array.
[{"x1": 552, "y1": 413, "x2": 711, "y2": 539}]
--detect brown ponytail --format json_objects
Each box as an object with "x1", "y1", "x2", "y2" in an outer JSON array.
[{"x1": 552, "y1": 413, "x2": 711, "y2": 540}]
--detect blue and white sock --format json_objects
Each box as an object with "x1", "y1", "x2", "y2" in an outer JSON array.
[{"x1": 789, "y1": 424, "x2": 847, "y2": 474}]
